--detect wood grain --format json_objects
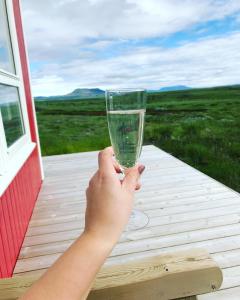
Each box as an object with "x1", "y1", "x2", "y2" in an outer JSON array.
[
  {"x1": 8, "y1": 145, "x2": 240, "y2": 298},
  {"x1": 0, "y1": 249, "x2": 222, "y2": 300}
]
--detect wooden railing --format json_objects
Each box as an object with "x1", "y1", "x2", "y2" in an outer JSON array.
[{"x1": 0, "y1": 248, "x2": 222, "y2": 300}]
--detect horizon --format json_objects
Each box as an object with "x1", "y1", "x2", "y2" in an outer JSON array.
[
  {"x1": 35, "y1": 84, "x2": 240, "y2": 98},
  {"x1": 21, "y1": 0, "x2": 240, "y2": 97}
]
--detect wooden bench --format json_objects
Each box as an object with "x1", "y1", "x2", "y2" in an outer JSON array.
[{"x1": 0, "y1": 249, "x2": 222, "y2": 299}]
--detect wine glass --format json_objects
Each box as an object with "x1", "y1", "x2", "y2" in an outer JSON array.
[{"x1": 106, "y1": 88, "x2": 149, "y2": 230}]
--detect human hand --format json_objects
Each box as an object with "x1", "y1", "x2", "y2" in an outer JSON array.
[{"x1": 84, "y1": 147, "x2": 145, "y2": 247}]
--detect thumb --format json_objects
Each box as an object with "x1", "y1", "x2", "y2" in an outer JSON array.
[{"x1": 123, "y1": 165, "x2": 145, "y2": 192}]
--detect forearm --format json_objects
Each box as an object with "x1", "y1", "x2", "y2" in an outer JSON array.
[
  {"x1": 20, "y1": 232, "x2": 114, "y2": 300},
  {"x1": 19, "y1": 148, "x2": 141, "y2": 300}
]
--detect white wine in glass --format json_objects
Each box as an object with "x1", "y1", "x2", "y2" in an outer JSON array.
[
  {"x1": 106, "y1": 89, "x2": 149, "y2": 230},
  {"x1": 107, "y1": 109, "x2": 145, "y2": 168}
]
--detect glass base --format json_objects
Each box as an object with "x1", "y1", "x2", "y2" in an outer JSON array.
[{"x1": 125, "y1": 209, "x2": 149, "y2": 231}]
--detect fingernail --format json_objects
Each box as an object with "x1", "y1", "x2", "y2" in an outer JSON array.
[{"x1": 138, "y1": 165, "x2": 145, "y2": 175}]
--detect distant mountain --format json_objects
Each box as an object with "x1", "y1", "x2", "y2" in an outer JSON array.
[
  {"x1": 159, "y1": 85, "x2": 191, "y2": 92},
  {"x1": 35, "y1": 86, "x2": 194, "y2": 101},
  {"x1": 35, "y1": 88, "x2": 105, "y2": 101},
  {"x1": 67, "y1": 88, "x2": 105, "y2": 98}
]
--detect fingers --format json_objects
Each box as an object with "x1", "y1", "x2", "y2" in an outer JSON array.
[
  {"x1": 123, "y1": 165, "x2": 145, "y2": 192},
  {"x1": 135, "y1": 182, "x2": 141, "y2": 190},
  {"x1": 120, "y1": 179, "x2": 141, "y2": 190},
  {"x1": 98, "y1": 147, "x2": 145, "y2": 189},
  {"x1": 98, "y1": 147, "x2": 116, "y2": 174},
  {"x1": 113, "y1": 157, "x2": 122, "y2": 174}
]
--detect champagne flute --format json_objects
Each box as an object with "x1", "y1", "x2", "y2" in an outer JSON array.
[{"x1": 106, "y1": 88, "x2": 149, "y2": 230}]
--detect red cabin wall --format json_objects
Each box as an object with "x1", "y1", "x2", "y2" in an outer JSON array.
[
  {"x1": 13, "y1": 0, "x2": 38, "y2": 143},
  {"x1": 0, "y1": 0, "x2": 42, "y2": 278},
  {"x1": 0, "y1": 148, "x2": 41, "y2": 277}
]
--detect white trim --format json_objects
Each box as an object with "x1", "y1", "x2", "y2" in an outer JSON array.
[
  {"x1": 0, "y1": 142, "x2": 36, "y2": 196},
  {"x1": 6, "y1": 0, "x2": 20, "y2": 75},
  {"x1": 0, "y1": 0, "x2": 15, "y2": 75},
  {"x1": 0, "y1": 113, "x2": 8, "y2": 175},
  {"x1": 6, "y1": 0, "x2": 32, "y2": 142},
  {"x1": 0, "y1": 72, "x2": 20, "y2": 86},
  {"x1": 7, "y1": 134, "x2": 29, "y2": 157},
  {"x1": 0, "y1": 69, "x2": 18, "y2": 80},
  {"x1": 0, "y1": 0, "x2": 36, "y2": 190},
  {"x1": 18, "y1": 0, "x2": 44, "y2": 180}
]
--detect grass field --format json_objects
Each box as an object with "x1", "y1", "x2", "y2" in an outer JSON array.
[{"x1": 35, "y1": 85, "x2": 240, "y2": 192}]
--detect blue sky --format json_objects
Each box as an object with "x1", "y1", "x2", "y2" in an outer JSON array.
[{"x1": 21, "y1": 0, "x2": 240, "y2": 96}]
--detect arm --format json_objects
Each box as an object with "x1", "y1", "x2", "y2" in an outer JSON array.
[{"x1": 20, "y1": 147, "x2": 145, "y2": 300}]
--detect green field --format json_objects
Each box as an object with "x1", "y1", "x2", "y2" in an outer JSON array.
[{"x1": 35, "y1": 86, "x2": 240, "y2": 192}]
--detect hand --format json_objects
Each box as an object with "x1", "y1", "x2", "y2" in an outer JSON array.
[
  {"x1": 84, "y1": 147, "x2": 145, "y2": 247},
  {"x1": 19, "y1": 148, "x2": 144, "y2": 300}
]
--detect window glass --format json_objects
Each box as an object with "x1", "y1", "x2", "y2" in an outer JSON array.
[
  {"x1": 0, "y1": 0, "x2": 15, "y2": 74},
  {"x1": 0, "y1": 84, "x2": 25, "y2": 147}
]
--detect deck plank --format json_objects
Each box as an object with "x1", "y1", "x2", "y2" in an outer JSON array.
[
  {"x1": 198, "y1": 286, "x2": 240, "y2": 299},
  {"x1": 13, "y1": 145, "x2": 240, "y2": 299}
]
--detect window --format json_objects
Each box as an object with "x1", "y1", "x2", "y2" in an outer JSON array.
[
  {"x1": 0, "y1": 84, "x2": 25, "y2": 147},
  {"x1": 0, "y1": 0, "x2": 34, "y2": 186},
  {"x1": 0, "y1": 0, "x2": 15, "y2": 74}
]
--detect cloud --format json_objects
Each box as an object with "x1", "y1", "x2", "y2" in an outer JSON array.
[
  {"x1": 30, "y1": 32, "x2": 240, "y2": 95},
  {"x1": 20, "y1": 0, "x2": 240, "y2": 95},
  {"x1": 31, "y1": 75, "x2": 67, "y2": 96},
  {"x1": 22, "y1": 0, "x2": 240, "y2": 58}
]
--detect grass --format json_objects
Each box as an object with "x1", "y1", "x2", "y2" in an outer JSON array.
[{"x1": 35, "y1": 85, "x2": 240, "y2": 192}]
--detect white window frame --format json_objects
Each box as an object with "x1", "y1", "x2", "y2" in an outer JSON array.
[{"x1": 0, "y1": 0, "x2": 36, "y2": 195}]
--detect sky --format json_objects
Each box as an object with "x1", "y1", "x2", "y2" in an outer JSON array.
[{"x1": 21, "y1": 0, "x2": 240, "y2": 96}]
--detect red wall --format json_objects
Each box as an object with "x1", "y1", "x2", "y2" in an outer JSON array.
[
  {"x1": 0, "y1": 0, "x2": 42, "y2": 277},
  {"x1": 0, "y1": 148, "x2": 41, "y2": 277},
  {"x1": 13, "y1": 0, "x2": 38, "y2": 143}
]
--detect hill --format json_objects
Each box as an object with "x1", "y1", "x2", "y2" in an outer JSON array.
[
  {"x1": 67, "y1": 88, "x2": 105, "y2": 98},
  {"x1": 35, "y1": 85, "x2": 240, "y2": 101},
  {"x1": 159, "y1": 85, "x2": 191, "y2": 92},
  {"x1": 34, "y1": 86, "x2": 192, "y2": 101},
  {"x1": 35, "y1": 88, "x2": 105, "y2": 101}
]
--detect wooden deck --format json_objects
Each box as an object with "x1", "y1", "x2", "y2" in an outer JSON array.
[{"x1": 13, "y1": 145, "x2": 240, "y2": 299}]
